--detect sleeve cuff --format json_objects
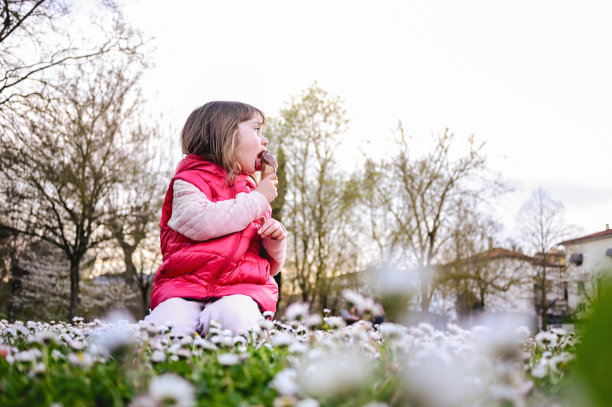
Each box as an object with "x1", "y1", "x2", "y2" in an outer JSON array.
[{"x1": 250, "y1": 191, "x2": 272, "y2": 215}]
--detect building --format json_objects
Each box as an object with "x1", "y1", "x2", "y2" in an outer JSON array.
[
  {"x1": 559, "y1": 225, "x2": 612, "y2": 315},
  {"x1": 441, "y1": 247, "x2": 567, "y2": 330}
]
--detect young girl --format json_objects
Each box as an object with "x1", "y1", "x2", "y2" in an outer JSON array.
[{"x1": 144, "y1": 101, "x2": 285, "y2": 336}]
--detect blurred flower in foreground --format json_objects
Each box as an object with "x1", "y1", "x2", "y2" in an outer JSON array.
[
  {"x1": 284, "y1": 302, "x2": 310, "y2": 322},
  {"x1": 402, "y1": 350, "x2": 486, "y2": 407},
  {"x1": 360, "y1": 262, "x2": 419, "y2": 322},
  {"x1": 470, "y1": 313, "x2": 531, "y2": 361},
  {"x1": 89, "y1": 310, "x2": 138, "y2": 359},
  {"x1": 297, "y1": 348, "x2": 371, "y2": 398},
  {"x1": 270, "y1": 368, "x2": 299, "y2": 396},
  {"x1": 147, "y1": 373, "x2": 195, "y2": 407},
  {"x1": 217, "y1": 353, "x2": 239, "y2": 366}
]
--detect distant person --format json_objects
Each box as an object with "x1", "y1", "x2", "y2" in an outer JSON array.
[
  {"x1": 341, "y1": 304, "x2": 360, "y2": 325},
  {"x1": 144, "y1": 101, "x2": 285, "y2": 336},
  {"x1": 372, "y1": 302, "x2": 386, "y2": 325}
]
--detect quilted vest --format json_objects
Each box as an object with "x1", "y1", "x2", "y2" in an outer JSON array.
[{"x1": 149, "y1": 154, "x2": 278, "y2": 314}]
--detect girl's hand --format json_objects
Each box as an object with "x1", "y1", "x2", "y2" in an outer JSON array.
[
  {"x1": 255, "y1": 173, "x2": 278, "y2": 203},
  {"x1": 258, "y1": 218, "x2": 286, "y2": 240}
]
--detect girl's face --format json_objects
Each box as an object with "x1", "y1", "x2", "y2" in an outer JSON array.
[{"x1": 236, "y1": 115, "x2": 268, "y2": 174}]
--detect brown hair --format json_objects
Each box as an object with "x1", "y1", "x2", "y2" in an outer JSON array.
[{"x1": 181, "y1": 101, "x2": 266, "y2": 181}]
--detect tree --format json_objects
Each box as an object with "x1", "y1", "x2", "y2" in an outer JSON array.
[
  {"x1": 437, "y1": 200, "x2": 534, "y2": 322},
  {"x1": 362, "y1": 125, "x2": 506, "y2": 314},
  {"x1": 516, "y1": 187, "x2": 572, "y2": 330},
  {"x1": 268, "y1": 84, "x2": 361, "y2": 310},
  {"x1": 0, "y1": 46, "x2": 148, "y2": 318},
  {"x1": 105, "y1": 125, "x2": 171, "y2": 318},
  {"x1": 1, "y1": 0, "x2": 141, "y2": 109}
]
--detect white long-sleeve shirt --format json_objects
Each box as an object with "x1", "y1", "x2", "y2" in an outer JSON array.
[{"x1": 167, "y1": 179, "x2": 286, "y2": 275}]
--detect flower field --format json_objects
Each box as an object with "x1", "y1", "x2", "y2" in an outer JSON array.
[{"x1": 1, "y1": 297, "x2": 602, "y2": 407}]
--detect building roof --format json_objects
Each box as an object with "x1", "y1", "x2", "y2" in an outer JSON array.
[
  {"x1": 559, "y1": 228, "x2": 612, "y2": 246},
  {"x1": 443, "y1": 247, "x2": 533, "y2": 267},
  {"x1": 442, "y1": 247, "x2": 565, "y2": 269}
]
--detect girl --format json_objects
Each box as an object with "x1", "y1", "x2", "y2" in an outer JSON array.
[{"x1": 144, "y1": 101, "x2": 285, "y2": 336}]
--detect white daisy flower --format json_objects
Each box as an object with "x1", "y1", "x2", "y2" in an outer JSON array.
[
  {"x1": 535, "y1": 332, "x2": 558, "y2": 349},
  {"x1": 296, "y1": 399, "x2": 320, "y2": 407},
  {"x1": 233, "y1": 336, "x2": 247, "y2": 346},
  {"x1": 68, "y1": 352, "x2": 94, "y2": 367},
  {"x1": 180, "y1": 335, "x2": 194, "y2": 346},
  {"x1": 128, "y1": 394, "x2": 156, "y2": 407},
  {"x1": 284, "y1": 302, "x2": 310, "y2": 322},
  {"x1": 303, "y1": 314, "x2": 322, "y2": 328},
  {"x1": 90, "y1": 322, "x2": 137, "y2": 357},
  {"x1": 148, "y1": 373, "x2": 195, "y2": 407},
  {"x1": 176, "y1": 349, "x2": 191, "y2": 359},
  {"x1": 201, "y1": 340, "x2": 218, "y2": 352},
  {"x1": 68, "y1": 339, "x2": 86, "y2": 351},
  {"x1": 151, "y1": 350, "x2": 166, "y2": 363},
  {"x1": 549, "y1": 353, "x2": 574, "y2": 372},
  {"x1": 270, "y1": 369, "x2": 299, "y2": 396},
  {"x1": 258, "y1": 319, "x2": 274, "y2": 331},
  {"x1": 32, "y1": 362, "x2": 46, "y2": 374},
  {"x1": 299, "y1": 350, "x2": 371, "y2": 397},
  {"x1": 217, "y1": 353, "x2": 240, "y2": 366},
  {"x1": 531, "y1": 362, "x2": 548, "y2": 379},
  {"x1": 271, "y1": 333, "x2": 294, "y2": 347},
  {"x1": 323, "y1": 316, "x2": 346, "y2": 329},
  {"x1": 273, "y1": 395, "x2": 297, "y2": 407},
  {"x1": 377, "y1": 323, "x2": 406, "y2": 340},
  {"x1": 208, "y1": 320, "x2": 222, "y2": 329},
  {"x1": 288, "y1": 342, "x2": 308, "y2": 355}
]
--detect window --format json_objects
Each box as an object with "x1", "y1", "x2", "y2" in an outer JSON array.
[
  {"x1": 569, "y1": 253, "x2": 583, "y2": 266},
  {"x1": 563, "y1": 281, "x2": 568, "y2": 300},
  {"x1": 606, "y1": 248, "x2": 612, "y2": 257}
]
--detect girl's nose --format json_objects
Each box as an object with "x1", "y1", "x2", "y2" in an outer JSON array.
[{"x1": 261, "y1": 135, "x2": 268, "y2": 146}]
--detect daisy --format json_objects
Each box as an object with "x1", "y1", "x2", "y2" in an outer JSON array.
[
  {"x1": 151, "y1": 350, "x2": 166, "y2": 363},
  {"x1": 148, "y1": 373, "x2": 195, "y2": 407},
  {"x1": 270, "y1": 369, "x2": 298, "y2": 395},
  {"x1": 217, "y1": 353, "x2": 240, "y2": 366},
  {"x1": 284, "y1": 302, "x2": 310, "y2": 322},
  {"x1": 535, "y1": 332, "x2": 558, "y2": 349}
]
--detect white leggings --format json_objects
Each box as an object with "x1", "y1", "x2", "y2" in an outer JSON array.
[{"x1": 144, "y1": 295, "x2": 263, "y2": 336}]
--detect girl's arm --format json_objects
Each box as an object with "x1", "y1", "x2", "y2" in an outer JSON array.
[{"x1": 168, "y1": 179, "x2": 270, "y2": 241}]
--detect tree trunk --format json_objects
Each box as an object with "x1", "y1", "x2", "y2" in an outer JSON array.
[
  {"x1": 479, "y1": 287, "x2": 486, "y2": 310},
  {"x1": 273, "y1": 272, "x2": 281, "y2": 308},
  {"x1": 420, "y1": 268, "x2": 431, "y2": 313},
  {"x1": 122, "y1": 245, "x2": 137, "y2": 282},
  {"x1": 140, "y1": 282, "x2": 150, "y2": 316},
  {"x1": 540, "y1": 266, "x2": 548, "y2": 331},
  {"x1": 7, "y1": 254, "x2": 21, "y2": 320},
  {"x1": 69, "y1": 257, "x2": 80, "y2": 319}
]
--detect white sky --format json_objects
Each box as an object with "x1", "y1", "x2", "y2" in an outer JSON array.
[{"x1": 121, "y1": 0, "x2": 612, "y2": 239}]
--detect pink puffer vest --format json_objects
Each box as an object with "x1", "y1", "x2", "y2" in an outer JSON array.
[{"x1": 149, "y1": 155, "x2": 278, "y2": 313}]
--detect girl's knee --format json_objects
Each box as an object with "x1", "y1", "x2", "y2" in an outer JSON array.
[
  {"x1": 199, "y1": 295, "x2": 262, "y2": 335},
  {"x1": 144, "y1": 297, "x2": 203, "y2": 337}
]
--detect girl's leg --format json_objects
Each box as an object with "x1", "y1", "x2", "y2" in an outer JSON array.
[
  {"x1": 144, "y1": 297, "x2": 204, "y2": 337},
  {"x1": 198, "y1": 294, "x2": 263, "y2": 336}
]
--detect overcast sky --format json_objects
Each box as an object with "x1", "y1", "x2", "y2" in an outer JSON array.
[{"x1": 120, "y1": 0, "x2": 612, "y2": 240}]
